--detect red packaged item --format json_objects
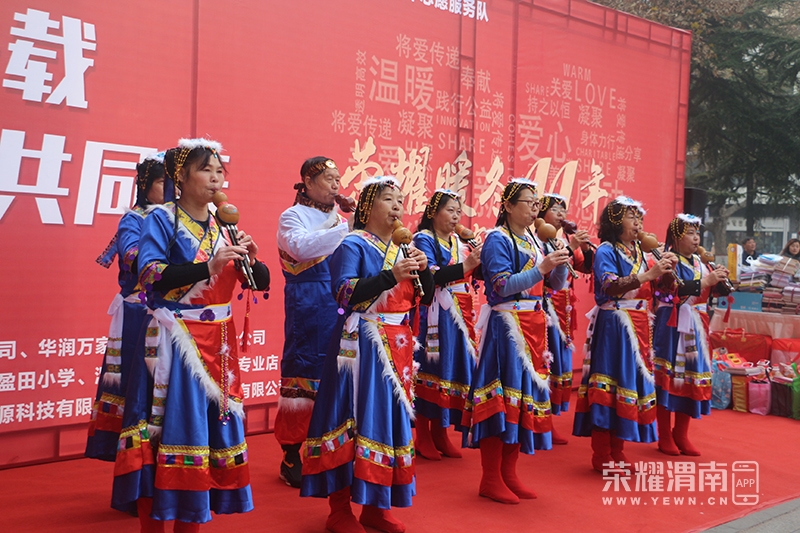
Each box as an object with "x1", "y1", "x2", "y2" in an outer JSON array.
[
  {"x1": 770, "y1": 338, "x2": 800, "y2": 366},
  {"x1": 710, "y1": 328, "x2": 773, "y2": 364}
]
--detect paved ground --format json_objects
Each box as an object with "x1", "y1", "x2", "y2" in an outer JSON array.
[{"x1": 705, "y1": 498, "x2": 800, "y2": 532}]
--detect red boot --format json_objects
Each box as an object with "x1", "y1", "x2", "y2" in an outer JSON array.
[
  {"x1": 173, "y1": 521, "x2": 199, "y2": 533},
  {"x1": 501, "y1": 443, "x2": 537, "y2": 499},
  {"x1": 673, "y1": 412, "x2": 701, "y2": 456},
  {"x1": 610, "y1": 432, "x2": 637, "y2": 472},
  {"x1": 656, "y1": 405, "x2": 680, "y2": 456},
  {"x1": 360, "y1": 505, "x2": 405, "y2": 533},
  {"x1": 591, "y1": 430, "x2": 612, "y2": 473},
  {"x1": 431, "y1": 423, "x2": 463, "y2": 458},
  {"x1": 326, "y1": 487, "x2": 365, "y2": 533},
  {"x1": 413, "y1": 415, "x2": 441, "y2": 460},
  {"x1": 551, "y1": 425, "x2": 569, "y2": 445},
  {"x1": 136, "y1": 498, "x2": 165, "y2": 533},
  {"x1": 478, "y1": 437, "x2": 519, "y2": 504}
]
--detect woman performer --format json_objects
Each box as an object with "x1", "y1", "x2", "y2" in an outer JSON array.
[
  {"x1": 572, "y1": 197, "x2": 674, "y2": 472},
  {"x1": 132, "y1": 138, "x2": 270, "y2": 531},
  {"x1": 536, "y1": 193, "x2": 594, "y2": 445},
  {"x1": 275, "y1": 157, "x2": 350, "y2": 487},
  {"x1": 464, "y1": 179, "x2": 570, "y2": 504},
  {"x1": 301, "y1": 176, "x2": 434, "y2": 533},
  {"x1": 653, "y1": 214, "x2": 730, "y2": 456},
  {"x1": 412, "y1": 189, "x2": 482, "y2": 460},
  {"x1": 87, "y1": 153, "x2": 165, "y2": 462}
]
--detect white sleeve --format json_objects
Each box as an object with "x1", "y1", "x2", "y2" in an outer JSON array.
[{"x1": 276, "y1": 209, "x2": 349, "y2": 262}]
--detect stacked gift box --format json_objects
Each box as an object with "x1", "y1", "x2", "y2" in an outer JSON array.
[{"x1": 733, "y1": 254, "x2": 800, "y2": 314}]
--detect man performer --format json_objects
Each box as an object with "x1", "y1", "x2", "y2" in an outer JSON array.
[{"x1": 275, "y1": 157, "x2": 351, "y2": 487}]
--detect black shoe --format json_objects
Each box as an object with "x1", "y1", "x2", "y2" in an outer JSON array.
[{"x1": 279, "y1": 443, "x2": 302, "y2": 488}]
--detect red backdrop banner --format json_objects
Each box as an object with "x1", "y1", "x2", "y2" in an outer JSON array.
[{"x1": 0, "y1": 0, "x2": 689, "y2": 465}]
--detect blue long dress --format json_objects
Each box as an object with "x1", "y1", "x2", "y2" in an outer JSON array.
[
  {"x1": 412, "y1": 230, "x2": 476, "y2": 436},
  {"x1": 465, "y1": 227, "x2": 567, "y2": 454},
  {"x1": 572, "y1": 241, "x2": 658, "y2": 442},
  {"x1": 87, "y1": 207, "x2": 150, "y2": 462},
  {"x1": 653, "y1": 254, "x2": 713, "y2": 418},
  {"x1": 301, "y1": 230, "x2": 426, "y2": 510},
  {"x1": 114, "y1": 203, "x2": 253, "y2": 523}
]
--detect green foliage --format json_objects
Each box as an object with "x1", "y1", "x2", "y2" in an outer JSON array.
[{"x1": 592, "y1": 0, "x2": 800, "y2": 230}]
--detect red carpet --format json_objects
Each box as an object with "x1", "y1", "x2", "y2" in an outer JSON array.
[{"x1": 2, "y1": 408, "x2": 798, "y2": 533}]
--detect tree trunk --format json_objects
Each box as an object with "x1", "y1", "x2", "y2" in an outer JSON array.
[
  {"x1": 745, "y1": 172, "x2": 755, "y2": 234},
  {"x1": 707, "y1": 201, "x2": 744, "y2": 266}
]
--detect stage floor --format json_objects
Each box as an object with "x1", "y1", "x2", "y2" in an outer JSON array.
[{"x1": 2, "y1": 408, "x2": 798, "y2": 533}]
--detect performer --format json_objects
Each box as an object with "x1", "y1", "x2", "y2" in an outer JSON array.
[
  {"x1": 537, "y1": 193, "x2": 594, "y2": 445},
  {"x1": 301, "y1": 176, "x2": 434, "y2": 533},
  {"x1": 464, "y1": 179, "x2": 570, "y2": 504},
  {"x1": 87, "y1": 153, "x2": 165, "y2": 462},
  {"x1": 653, "y1": 214, "x2": 730, "y2": 456},
  {"x1": 275, "y1": 157, "x2": 350, "y2": 487},
  {"x1": 412, "y1": 189, "x2": 482, "y2": 460},
  {"x1": 133, "y1": 138, "x2": 270, "y2": 531},
  {"x1": 572, "y1": 197, "x2": 675, "y2": 472}
]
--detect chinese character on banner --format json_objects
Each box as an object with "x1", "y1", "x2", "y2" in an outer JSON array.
[
  {"x1": 3, "y1": 8, "x2": 96, "y2": 108},
  {"x1": 252, "y1": 330, "x2": 265, "y2": 346},
  {"x1": 55, "y1": 399, "x2": 74, "y2": 418},
  {"x1": 547, "y1": 121, "x2": 573, "y2": 164},
  {"x1": 73, "y1": 142, "x2": 157, "y2": 225},
  {"x1": 477, "y1": 1, "x2": 489, "y2": 21},
  {"x1": 476, "y1": 156, "x2": 505, "y2": 216},
  {"x1": 95, "y1": 336, "x2": 108, "y2": 354},
  {"x1": 58, "y1": 338, "x2": 76, "y2": 357},
  {"x1": 463, "y1": 0, "x2": 476, "y2": 18},
  {"x1": 0, "y1": 130, "x2": 72, "y2": 224},
  {"x1": 391, "y1": 146, "x2": 431, "y2": 216},
  {"x1": 580, "y1": 159, "x2": 609, "y2": 223},
  {"x1": 17, "y1": 371, "x2": 35, "y2": 391},
  {"x1": 0, "y1": 405, "x2": 14, "y2": 424},
  {"x1": 76, "y1": 338, "x2": 93, "y2": 355},
  {"x1": 412, "y1": 38, "x2": 429, "y2": 62},
  {"x1": 56, "y1": 368, "x2": 76, "y2": 387},
  {"x1": 265, "y1": 380, "x2": 279, "y2": 396},
  {"x1": 38, "y1": 369, "x2": 56, "y2": 389},
  {"x1": 36, "y1": 400, "x2": 55, "y2": 420},
  {"x1": 461, "y1": 65, "x2": 475, "y2": 91},
  {"x1": 396, "y1": 34, "x2": 410, "y2": 58},
  {"x1": 252, "y1": 356, "x2": 266, "y2": 372},
  {"x1": 435, "y1": 151, "x2": 475, "y2": 216},
  {"x1": 331, "y1": 110, "x2": 346, "y2": 133},
  {"x1": 429, "y1": 41, "x2": 445, "y2": 65},
  {"x1": 0, "y1": 405, "x2": 15, "y2": 424},
  {"x1": 340, "y1": 137, "x2": 383, "y2": 190},
  {"x1": 369, "y1": 56, "x2": 400, "y2": 105},
  {"x1": 0, "y1": 373, "x2": 15, "y2": 392},
  {"x1": 16, "y1": 402, "x2": 35, "y2": 422},
  {"x1": 75, "y1": 397, "x2": 92, "y2": 416},
  {"x1": 266, "y1": 355, "x2": 279, "y2": 372},
  {"x1": 39, "y1": 338, "x2": 57, "y2": 357},
  {"x1": 405, "y1": 66, "x2": 434, "y2": 112},
  {"x1": 476, "y1": 69, "x2": 491, "y2": 93},
  {"x1": 0, "y1": 341, "x2": 16, "y2": 361},
  {"x1": 516, "y1": 115, "x2": 543, "y2": 162}
]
